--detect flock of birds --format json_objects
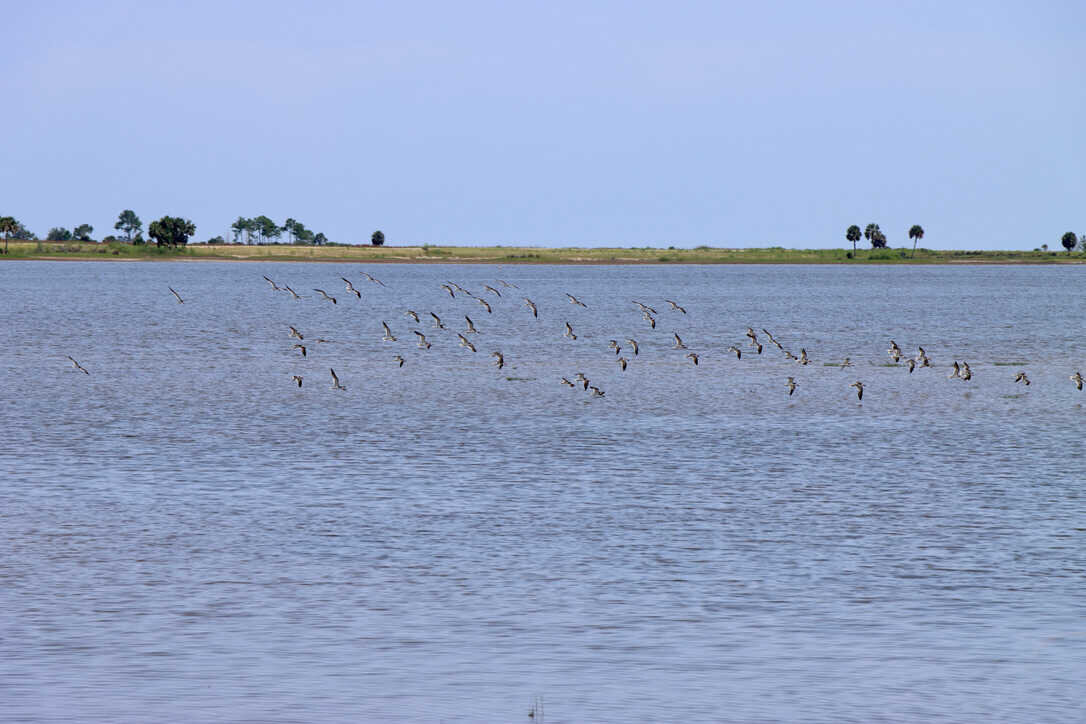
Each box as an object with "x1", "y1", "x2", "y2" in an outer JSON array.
[{"x1": 64, "y1": 271, "x2": 1086, "y2": 401}]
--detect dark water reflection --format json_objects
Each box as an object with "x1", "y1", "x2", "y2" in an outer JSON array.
[{"x1": 1, "y1": 261, "x2": 1084, "y2": 722}]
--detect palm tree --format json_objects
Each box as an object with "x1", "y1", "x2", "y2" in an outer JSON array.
[
  {"x1": 1061, "y1": 231, "x2": 1077, "y2": 254},
  {"x1": 0, "y1": 216, "x2": 16, "y2": 254},
  {"x1": 864, "y1": 223, "x2": 887, "y2": 249},
  {"x1": 908, "y1": 224, "x2": 924, "y2": 258},
  {"x1": 864, "y1": 223, "x2": 878, "y2": 247},
  {"x1": 845, "y1": 225, "x2": 861, "y2": 255}
]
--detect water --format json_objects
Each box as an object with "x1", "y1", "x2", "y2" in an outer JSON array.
[{"x1": 2, "y1": 261, "x2": 1084, "y2": 722}]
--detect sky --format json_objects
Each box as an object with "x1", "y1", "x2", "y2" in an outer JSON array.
[{"x1": 2, "y1": 0, "x2": 1082, "y2": 249}]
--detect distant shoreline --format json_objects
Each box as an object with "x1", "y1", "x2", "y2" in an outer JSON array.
[{"x1": 1, "y1": 242, "x2": 1084, "y2": 265}]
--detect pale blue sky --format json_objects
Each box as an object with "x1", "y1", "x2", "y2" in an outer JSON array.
[{"x1": 2, "y1": 1, "x2": 1082, "y2": 248}]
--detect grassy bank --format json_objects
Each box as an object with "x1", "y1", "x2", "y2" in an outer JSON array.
[{"x1": 1, "y1": 241, "x2": 1084, "y2": 264}]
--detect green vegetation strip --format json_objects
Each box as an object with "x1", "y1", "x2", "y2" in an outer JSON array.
[{"x1": 2, "y1": 242, "x2": 1086, "y2": 264}]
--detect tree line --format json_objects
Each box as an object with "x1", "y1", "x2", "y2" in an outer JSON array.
[
  {"x1": 0, "y1": 210, "x2": 391, "y2": 252},
  {"x1": 230, "y1": 215, "x2": 330, "y2": 246},
  {"x1": 844, "y1": 223, "x2": 927, "y2": 257},
  {"x1": 844, "y1": 223, "x2": 1085, "y2": 256}
]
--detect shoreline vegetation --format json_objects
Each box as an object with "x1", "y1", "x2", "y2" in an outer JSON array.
[{"x1": 0, "y1": 241, "x2": 1084, "y2": 264}]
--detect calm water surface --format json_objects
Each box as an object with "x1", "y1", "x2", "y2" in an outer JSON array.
[{"x1": 1, "y1": 261, "x2": 1084, "y2": 722}]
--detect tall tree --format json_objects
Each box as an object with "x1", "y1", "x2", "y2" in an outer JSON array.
[
  {"x1": 864, "y1": 223, "x2": 887, "y2": 249},
  {"x1": 283, "y1": 218, "x2": 297, "y2": 244},
  {"x1": 253, "y1": 215, "x2": 279, "y2": 244},
  {"x1": 73, "y1": 224, "x2": 94, "y2": 242},
  {"x1": 114, "y1": 209, "x2": 142, "y2": 241},
  {"x1": 47, "y1": 227, "x2": 73, "y2": 241},
  {"x1": 312, "y1": 232, "x2": 326, "y2": 245},
  {"x1": 148, "y1": 216, "x2": 196, "y2": 248},
  {"x1": 0, "y1": 216, "x2": 16, "y2": 254},
  {"x1": 908, "y1": 224, "x2": 924, "y2": 258},
  {"x1": 231, "y1": 216, "x2": 252, "y2": 244},
  {"x1": 371, "y1": 230, "x2": 385, "y2": 246},
  {"x1": 845, "y1": 225, "x2": 861, "y2": 255},
  {"x1": 10, "y1": 222, "x2": 34, "y2": 241},
  {"x1": 1060, "y1": 231, "x2": 1077, "y2": 254}
]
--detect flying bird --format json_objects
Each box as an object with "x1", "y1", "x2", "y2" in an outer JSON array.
[
  {"x1": 66, "y1": 355, "x2": 89, "y2": 374},
  {"x1": 632, "y1": 301, "x2": 657, "y2": 314},
  {"x1": 850, "y1": 381, "x2": 864, "y2": 401},
  {"x1": 292, "y1": 344, "x2": 307, "y2": 357},
  {"x1": 685, "y1": 352, "x2": 699, "y2": 365},
  {"x1": 289, "y1": 326, "x2": 304, "y2": 340},
  {"x1": 441, "y1": 284, "x2": 456, "y2": 298},
  {"x1": 405, "y1": 310, "x2": 420, "y2": 322},
  {"x1": 643, "y1": 313, "x2": 656, "y2": 329},
  {"x1": 906, "y1": 359, "x2": 916, "y2": 373},
  {"x1": 566, "y1": 293, "x2": 587, "y2": 308},
  {"x1": 523, "y1": 298, "x2": 538, "y2": 318},
  {"x1": 313, "y1": 289, "x2": 337, "y2": 304},
  {"x1": 1014, "y1": 371, "x2": 1031, "y2": 386},
  {"x1": 608, "y1": 339, "x2": 621, "y2": 355},
  {"x1": 457, "y1": 333, "x2": 477, "y2": 352},
  {"x1": 491, "y1": 351, "x2": 504, "y2": 369},
  {"x1": 381, "y1": 321, "x2": 396, "y2": 341},
  {"x1": 564, "y1": 322, "x2": 577, "y2": 340},
  {"x1": 430, "y1": 312, "x2": 446, "y2": 329},
  {"x1": 574, "y1": 372, "x2": 589, "y2": 390},
  {"x1": 284, "y1": 286, "x2": 303, "y2": 300},
  {"x1": 673, "y1": 333, "x2": 686, "y2": 349},
  {"x1": 787, "y1": 377, "x2": 797, "y2": 396},
  {"x1": 618, "y1": 357, "x2": 628, "y2": 371},
  {"x1": 464, "y1": 316, "x2": 479, "y2": 334},
  {"x1": 329, "y1": 368, "x2": 346, "y2": 390},
  {"x1": 476, "y1": 297, "x2": 492, "y2": 314},
  {"x1": 394, "y1": 355, "x2": 405, "y2": 368},
  {"x1": 262, "y1": 275, "x2": 281, "y2": 290},
  {"x1": 361, "y1": 272, "x2": 385, "y2": 286},
  {"x1": 665, "y1": 299, "x2": 687, "y2": 314},
  {"x1": 727, "y1": 345, "x2": 742, "y2": 360},
  {"x1": 291, "y1": 375, "x2": 303, "y2": 387},
  {"x1": 413, "y1": 330, "x2": 432, "y2": 349},
  {"x1": 560, "y1": 377, "x2": 575, "y2": 387},
  {"x1": 483, "y1": 284, "x2": 502, "y2": 297},
  {"x1": 341, "y1": 278, "x2": 361, "y2": 298},
  {"x1": 589, "y1": 386, "x2": 605, "y2": 397},
  {"x1": 798, "y1": 348, "x2": 810, "y2": 365},
  {"x1": 168, "y1": 287, "x2": 184, "y2": 304},
  {"x1": 1071, "y1": 372, "x2": 1084, "y2": 391},
  {"x1": 626, "y1": 339, "x2": 639, "y2": 355}
]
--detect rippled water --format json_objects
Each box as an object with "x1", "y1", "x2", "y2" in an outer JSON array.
[{"x1": 2, "y1": 261, "x2": 1084, "y2": 722}]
